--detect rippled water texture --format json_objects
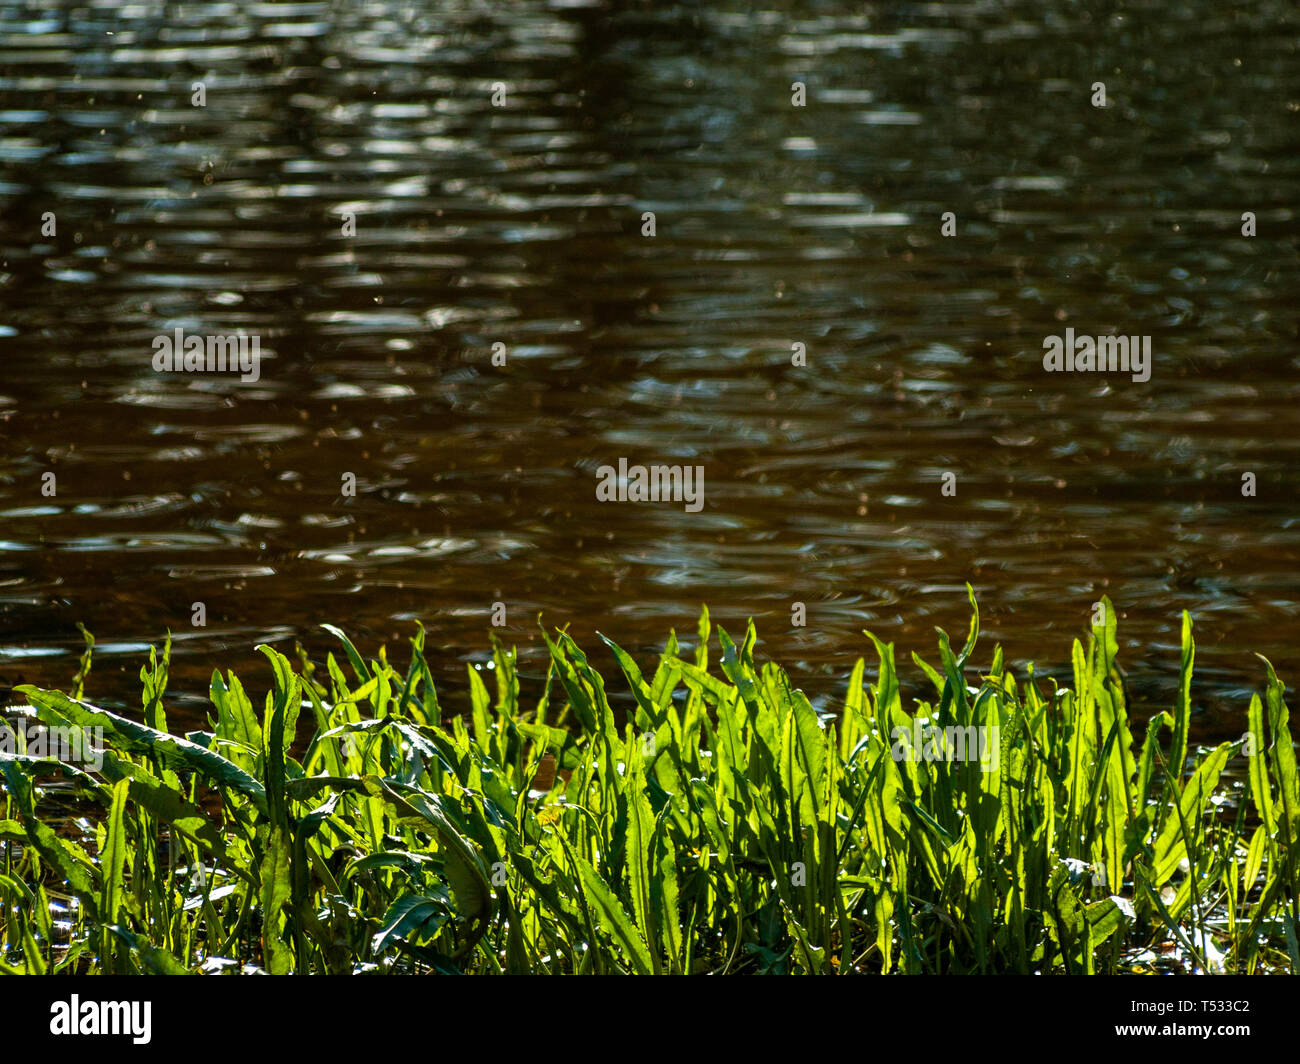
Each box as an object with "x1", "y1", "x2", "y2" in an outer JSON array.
[{"x1": 1, "y1": 1, "x2": 1298, "y2": 732}]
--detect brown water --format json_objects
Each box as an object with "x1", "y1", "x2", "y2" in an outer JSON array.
[{"x1": 1, "y1": 1, "x2": 1298, "y2": 736}]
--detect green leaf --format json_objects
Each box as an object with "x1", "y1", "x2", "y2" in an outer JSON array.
[
  {"x1": 379, "y1": 780, "x2": 494, "y2": 958},
  {"x1": 1084, "y1": 896, "x2": 1130, "y2": 946},
  {"x1": 626, "y1": 747, "x2": 660, "y2": 973},
  {"x1": 260, "y1": 826, "x2": 294, "y2": 975},
  {"x1": 321, "y1": 624, "x2": 374, "y2": 686},
  {"x1": 654, "y1": 828, "x2": 683, "y2": 973},
  {"x1": 570, "y1": 849, "x2": 654, "y2": 974},
  {"x1": 19, "y1": 686, "x2": 268, "y2": 816},
  {"x1": 1152, "y1": 742, "x2": 1233, "y2": 885},
  {"x1": 211, "y1": 670, "x2": 260, "y2": 755},
  {"x1": 99, "y1": 778, "x2": 130, "y2": 929},
  {"x1": 257, "y1": 645, "x2": 299, "y2": 826},
  {"x1": 0, "y1": 760, "x2": 99, "y2": 918},
  {"x1": 372, "y1": 893, "x2": 453, "y2": 955},
  {"x1": 1246, "y1": 693, "x2": 1276, "y2": 835},
  {"x1": 599, "y1": 634, "x2": 657, "y2": 726}
]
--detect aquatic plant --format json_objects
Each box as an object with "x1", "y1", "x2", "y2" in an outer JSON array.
[{"x1": 1, "y1": 592, "x2": 1296, "y2": 974}]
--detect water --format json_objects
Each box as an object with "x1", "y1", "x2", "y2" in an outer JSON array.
[{"x1": 1, "y1": 1, "x2": 1298, "y2": 737}]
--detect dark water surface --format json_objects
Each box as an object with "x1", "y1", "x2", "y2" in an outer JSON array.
[{"x1": 1, "y1": 1, "x2": 1298, "y2": 736}]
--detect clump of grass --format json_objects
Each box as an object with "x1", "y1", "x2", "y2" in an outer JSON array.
[{"x1": 0, "y1": 589, "x2": 1297, "y2": 974}]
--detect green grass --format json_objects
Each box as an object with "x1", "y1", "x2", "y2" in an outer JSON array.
[{"x1": 1, "y1": 589, "x2": 1297, "y2": 974}]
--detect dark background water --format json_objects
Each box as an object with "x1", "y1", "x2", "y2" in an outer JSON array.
[{"x1": 1, "y1": 0, "x2": 1297, "y2": 737}]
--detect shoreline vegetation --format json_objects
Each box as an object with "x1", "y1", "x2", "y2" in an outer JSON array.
[{"x1": 1, "y1": 590, "x2": 1297, "y2": 975}]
